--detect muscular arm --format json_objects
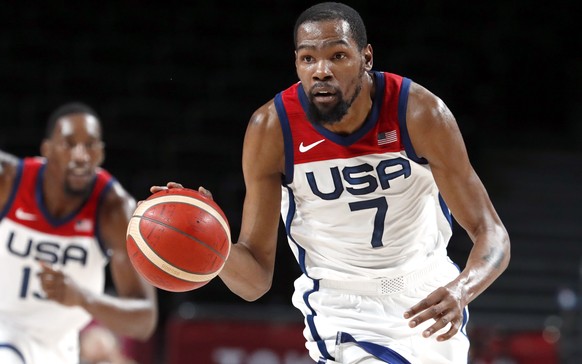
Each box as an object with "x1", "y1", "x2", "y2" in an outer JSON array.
[
  {"x1": 404, "y1": 82, "x2": 510, "y2": 339},
  {"x1": 218, "y1": 101, "x2": 285, "y2": 301},
  {"x1": 80, "y1": 182, "x2": 158, "y2": 340}
]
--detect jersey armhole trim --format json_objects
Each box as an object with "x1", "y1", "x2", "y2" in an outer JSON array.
[
  {"x1": 95, "y1": 178, "x2": 116, "y2": 259},
  {"x1": 275, "y1": 92, "x2": 295, "y2": 184},
  {"x1": 0, "y1": 344, "x2": 26, "y2": 363},
  {"x1": 438, "y1": 193, "x2": 453, "y2": 229},
  {"x1": 398, "y1": 78, "x2": 428, "y2": 165},
  {"x1": 0, "y1": 159, "x2": 24, "y2": 219}
]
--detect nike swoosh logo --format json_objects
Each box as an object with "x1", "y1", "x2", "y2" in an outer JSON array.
[
  {"x1": 15, "y1": 208, "x2": 37, "y2": 221},
  {"x1": 299, "y1": 139, "x2": 325, "y2": 153}
]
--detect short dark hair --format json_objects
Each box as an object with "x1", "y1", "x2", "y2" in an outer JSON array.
[
  {"x1": 293, "y1": 2, "x2": 368, "y2": 50},
  {"x1": 45, "y1": 102, "x2": 100, "y2": 138}
]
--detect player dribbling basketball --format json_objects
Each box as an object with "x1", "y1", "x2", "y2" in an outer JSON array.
[{"x1": 150, "y1": 3, "x2": 510, "y2": 362}]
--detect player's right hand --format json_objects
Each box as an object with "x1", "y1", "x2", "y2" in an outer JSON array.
[
  {"x1": 149, "y1": 181, "x2": 184, "y2": 193},
  {"x1": 147, "y1": 182, "x2": 213, "y2": 200},
  {"x1": 38, "y1": 262, "x2": 85, "y2": 307},
  {"x1": 137, "y1": 182, "x2": 185, "y2": 207}
]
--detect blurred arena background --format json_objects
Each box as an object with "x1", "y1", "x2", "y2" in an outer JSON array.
[{"x1": 0, "y1": 1, "x2": 580, "y2": 363}]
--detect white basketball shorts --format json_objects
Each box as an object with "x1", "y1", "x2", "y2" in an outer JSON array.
[
  {"x1": 0, "y1": 320, "x2": 79, "y2": 364},
  {"x1": 291, "y1": 256, "x2": 470, "y2": 363}
]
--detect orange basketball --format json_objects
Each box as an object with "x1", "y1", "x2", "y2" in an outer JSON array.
[{"x1": 126, "y1": 188, "x2": 231, "y2": 292}]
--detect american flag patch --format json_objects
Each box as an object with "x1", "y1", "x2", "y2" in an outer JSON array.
[
  {"x1": 75, "y1": 219, "x2": 93, "y2": 232},
  {"x1": 377, "y1": 130, "x2": 397, "y2": 145}
]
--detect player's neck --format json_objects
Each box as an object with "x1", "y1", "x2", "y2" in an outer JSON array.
[
  {"x1": 41, "y1": 177, "x2": 86, "y2": 219},
  {"x1": 323, "y1": 72, "x2": 374, "y2": 135}
]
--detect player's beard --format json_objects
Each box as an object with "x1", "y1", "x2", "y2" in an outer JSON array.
[
  {"x1": 63, "y1": 174, "x2": 94, "y2": 198},
  {"x1": 305, "y1": 66, "x2": 365, "y2": 126}
]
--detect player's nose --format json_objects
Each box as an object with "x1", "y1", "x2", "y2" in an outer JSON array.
[
  {"x1": 70, "y1": 143, "x2": 91, "y2": 162},
  {"x1": 312, "y1": 60, "x2": 333, "y2": 81}
]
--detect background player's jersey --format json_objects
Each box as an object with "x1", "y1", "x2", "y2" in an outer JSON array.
[
  {"x1": 0, "y1": 157, "x2": 111, "y2": 345},
  {"x1": 275, "y1": 71, "x2": 453, "y2": 280}
]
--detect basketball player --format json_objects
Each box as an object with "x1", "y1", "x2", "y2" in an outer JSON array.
[
  {"x1": 153, "y1": 2, "x2": 510, "y2": 363},
  {"x1": 0, "y1": 103, "x2": 157, "y2": 364}
]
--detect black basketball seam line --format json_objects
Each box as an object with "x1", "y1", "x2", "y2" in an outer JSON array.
[
  {"x1": 131, "y1": 230, "x2": 217, "y2": 278},
  {"x1": 144, "y1": 200, "x2": 229, "y2": 242},
  {"x1": 132, "y1": 214, "x2": 227, "y2": 272},
  {"x1": 132, "y1": 217, "x2": 224, "y2": 278},
  {"x1": 135, "y1": 214, "x2": 228, "y2": 260}
]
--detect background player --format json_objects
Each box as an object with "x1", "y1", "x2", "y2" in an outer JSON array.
[{"x1": 0, "y1": 102, "x2": 157, "y2": 364}]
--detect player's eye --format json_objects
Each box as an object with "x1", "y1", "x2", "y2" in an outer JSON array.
[
  {"x1": 55, "y1": 140, "x2": 103, "y2": 152},
  {"x1": 302, "y1": 55, "x2": 314, "y2": 63},
  {"x1": 60, "y1": 140, "x2": 76, "y2": 149}
]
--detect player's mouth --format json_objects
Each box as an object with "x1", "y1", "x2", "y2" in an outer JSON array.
[
  {"x1": 310, "y1": 87, "x2": 338, "y2": 105},
  {"x1": 67, "y1": 168, "x2": 92, "y2": 185}
]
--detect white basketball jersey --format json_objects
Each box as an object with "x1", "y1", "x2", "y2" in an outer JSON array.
[
  {"x1": 0, "y1": 158, "x2": 111, "y2": 347},
  {"x1": 275, "y1": 72, "x2": 453, "y2": 280}
]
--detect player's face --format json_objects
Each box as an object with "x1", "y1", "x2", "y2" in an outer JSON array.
[
  {"x1": 295, "y1": 19, "x2": 371, "y2": 125},
  {"x1": 42, "y1": 113, "x2": 104, "y2": 197}
]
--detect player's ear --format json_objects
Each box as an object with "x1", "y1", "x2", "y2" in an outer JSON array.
[
  {"x1": 40, "y1": 139, "x2": 51, "y2": 158},
  {"x1": 363, "y1": 44, "x2": 373, "y2": 71},
  {"x1": 97, "y1": 148, "x2": 105, "y2": 166}
]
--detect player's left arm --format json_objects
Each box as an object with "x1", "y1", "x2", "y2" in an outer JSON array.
[
  {"x1": 89, "y1": 181, "x2": 158, "y2": 339},
  {"x1": 402, "y1": 82, "x2": 510, "y2": 341}
]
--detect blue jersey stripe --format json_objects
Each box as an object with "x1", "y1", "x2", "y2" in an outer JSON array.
[
  {"x1": 0, "y1": 343, "x2": 26, "y2": 362},
  {"x1": 438, "y1": 193, "x2": 453, "y2": 229},
  {"x1": 337, "y1": 332, "x2": 411, "y2": 363},
  {"x1": 275, "y1": 92, "x2": 295, "y2": 184},
  {"x1": 397, "y1": 78, "x2": 427, "y2": 164},
  {"x1": 94, "y1": 178, "x2": 115, "y2": 259},
  {"x1": 283, "y1": 185, "x2": 333, "y2": 360},
  {"x1": 0, "y1": 159, "x2": 24, "y2": 219}
]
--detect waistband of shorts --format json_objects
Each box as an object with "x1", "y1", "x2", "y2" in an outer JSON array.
[{"x1": 318, "y1": 255, "x2": 448, "y2": 295}]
